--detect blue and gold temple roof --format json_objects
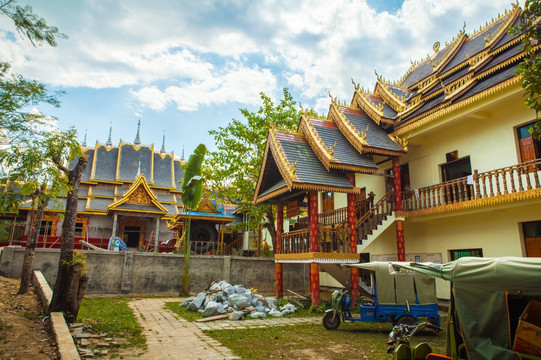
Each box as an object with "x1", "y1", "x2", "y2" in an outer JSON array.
[{"x1": 254, "y1": 5, "x2": 525, "y2": 205}]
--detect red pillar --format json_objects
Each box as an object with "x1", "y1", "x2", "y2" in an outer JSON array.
[
  {"x1": 346, "y1": 173, "x2": 359, "y2": 302},
  {"x1": 392, "y1": 157, "x2": 406, "y2": 261},
  {"x1": 308, "y1": 191, "x2": 320, "y2": 305},
  {"x1": 276, "y1": 202, "x2": 284, "y2": 298}
]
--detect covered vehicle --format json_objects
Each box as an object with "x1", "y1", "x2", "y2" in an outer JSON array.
[
  {"x1": 390, "y1": 257, "x2": 541, "y2": 360},
  {"x1": 322, "y1": 261, "x2": 440, "y2": 329}
]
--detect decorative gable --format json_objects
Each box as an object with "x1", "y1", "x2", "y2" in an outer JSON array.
[{"x1": 108, "y1": 174, "x2": 167, "y2": 214}]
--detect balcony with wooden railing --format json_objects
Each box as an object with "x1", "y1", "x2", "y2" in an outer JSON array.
[
  {"x1": 295, "y1": 196, "x2": 374, "y2": 229},
  {"x1": 401, "y1": 159, "x2": 541, "y2": 216},
  {"x1": 278, "y1": 226, "x2": 352, "y2": 255}
]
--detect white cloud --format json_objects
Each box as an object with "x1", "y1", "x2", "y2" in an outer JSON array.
[
  {"x1": 0, "y1": 0, "x2": 513, "y2": 114},
  {"x1": 133, "y1": 64, "x2": 276, "y2": 112}
]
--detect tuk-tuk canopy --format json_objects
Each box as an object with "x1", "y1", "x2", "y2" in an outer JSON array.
[
  {"x1": 390, "y1": 257, "x2": 541, "y2": 360},
  {"x1": 349, "y1": 262, "x2": 437, "y2": 305}
]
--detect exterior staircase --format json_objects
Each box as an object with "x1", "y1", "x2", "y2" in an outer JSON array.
[{"x1": 356, "y1": 190, "x2": 395, "y2": 245}]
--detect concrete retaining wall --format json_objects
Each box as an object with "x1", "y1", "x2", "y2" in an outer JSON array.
[{"x1": 0, "y1": 247, "x2": 308, "y2": 295}]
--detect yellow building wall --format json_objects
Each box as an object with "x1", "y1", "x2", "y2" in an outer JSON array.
[
  {"x1": 363, "y1": 201, "x2": 541, "y2": 299},
  {"x1": 391, "y1": 91, "x2": 536, "y2": 189}
]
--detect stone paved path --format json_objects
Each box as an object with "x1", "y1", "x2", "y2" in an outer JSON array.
[
  {"x1": 128, "y1": 298, "x2": 239, "y2": 360},
  {"x1": 128, "y1": 297, "x2": 322, "y2": 359}
]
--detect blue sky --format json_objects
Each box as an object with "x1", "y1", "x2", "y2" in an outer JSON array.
[{"x1": 1, "y1": 0, "x2": 512, "y2": 158}]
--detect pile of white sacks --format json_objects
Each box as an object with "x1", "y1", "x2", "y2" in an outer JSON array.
[{"x1": 180, "y1": 280, "x2": 298, "y2": 320}]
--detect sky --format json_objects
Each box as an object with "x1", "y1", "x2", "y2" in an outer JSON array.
[{"x1": 0, "y1": 0, "x2": 513, "y2": 159}]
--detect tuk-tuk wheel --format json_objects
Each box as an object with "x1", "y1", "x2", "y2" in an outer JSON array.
[
  {"x1": 322, "y1": 311, "x2": 341, "y2": 330},
  {"x1": 395, "y1": 315, "x2": 417, "y2": 326}
]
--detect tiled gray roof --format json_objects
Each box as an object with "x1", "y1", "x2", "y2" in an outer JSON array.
[
  {"x1": 92, "y1": 146, "x2": 119, "y2": 182},
  {"x1": 440, "y1": 20, "x2": 504, "y2": 74},
  {"x1": 153, "y1": 153, "x2": 174, "y2": 188},
  {"x1": 454, "y1": 64, "x2": 518, "y2": 104},
  {"x1": 162, "y1": 204, "x2": 177, "y2": 216},
  {"x1": 87, "y1": 198, "x2": 113, "y2": 211},
  {"x1": 310, "y1": 120, "x2": 378, "y2": 170},
  {"x1": 402, "y1": 60, "x2": 433, "y2": 88},
  {"x1": 91, "y1": 187, "x2": 115, "y2": 197},
  {"x1": 117, "y1": 145, "x2": 153, "y2": 182},
  {"x1": 156, "y1": 193, "x2": 175, "y2": 203},
  {"x1": 276, "y1": 133, "x2": 354, "y2": 189},
  {"x1": 341, "y1": 109, "x2": 404, "y2": 153},
  {"x1": 46, "y1": 198, "x2": 87, "y2": 213},
  {"x1": 78, "y1": 187, "x2": 89, "y2": 198},
  {"x1": 492, "y1": 17, "x2": 520, "y2": 50},
  {"x1": 174, "y1": 160, "x2": 184, "y2": 191}
]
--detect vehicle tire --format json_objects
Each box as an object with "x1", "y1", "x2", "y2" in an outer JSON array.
[
  {"x1": 322, "y1": 311, "x2": 341, "y2": 330},
  {"x1": 190, "y1": 222, "x2": 217, "y2": 253},
  {"x1": 396, "y1": 315, "x2": 417, "y2": 326}
]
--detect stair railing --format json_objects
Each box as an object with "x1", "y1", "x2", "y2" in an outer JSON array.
[{"x1": 356, "y1": 190, "x2": 395, "y2": 242}]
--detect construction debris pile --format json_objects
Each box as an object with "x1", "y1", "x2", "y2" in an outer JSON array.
[
  {"x1": 180, "y1": 280, "x2": 298, "y2": 321},
  {"x1": 69, "y1": 322, "x2": 123, "y2": 358}
]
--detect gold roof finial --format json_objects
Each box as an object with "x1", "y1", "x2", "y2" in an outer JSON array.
[
  {"x1": 360, "y1": 124, "x2": 369, "y2": 142},
  {"x1": 291, "y1": 159, "x2": 298, "y2": 175},
  {"x1": 433, "y1": 41, "x2": 440, "y2": 53},
  {"x1": 328, "y1": 140, "x2": 337, "y2": 157},
  {"x1": 328, "y1": 91, "x2": 337, "y2": 104},
  {"x1": 351, "y1": 78, "x2": 360, "y2": 91}
]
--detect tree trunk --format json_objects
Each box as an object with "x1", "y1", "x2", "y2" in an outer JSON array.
[
  {"x1": 18, "y1": 196, "x2": 48, "y2": 295},
  {"x1": 63, "y1": 262, "x2": 89, "y2": 323},
  {"x1": 48, "y1": 156, "x2": 87, "y2": 317},
  {"x1": 264, "y1": 205, "x2": 277, "y2": 251}
]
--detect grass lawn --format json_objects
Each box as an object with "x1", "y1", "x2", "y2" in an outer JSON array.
[
  {"x1": 165, "y1": 301, "x2": 446, "y2": 359},
  {"x1": 77, "y1": 297, "x2": 146, "y2": 355},
  {"x1": 206, "y1": 321, "x2": 447, "y2": 360}
]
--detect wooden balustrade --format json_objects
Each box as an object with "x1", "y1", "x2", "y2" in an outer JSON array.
[
  {"x1": 296, "y1": 196, "x2": 374, "y2": 228},
  {"x1": 318, "y1": 226, "x2": 350, "y2": 253},
  {"x1": 278, "y1": 226, "x2": 352, "y2": 254},
  {"x1": 401, "y1": 159, "x2": 541, "y2": 212},
  {"x1": 279, "y1": 229, "x2": 310, "y2": 254}
]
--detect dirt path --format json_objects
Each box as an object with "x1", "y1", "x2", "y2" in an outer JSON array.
[{"x1": 0, "y1": 276, "x2": 58, "y2": 360}]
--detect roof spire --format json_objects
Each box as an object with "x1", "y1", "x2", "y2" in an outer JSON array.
[
  {"x1": 82, "y1": 130, "x2": 87, "y2": 148},
  {"x1": 181, "y1": 145, "x2": 185, "y2": 161},
  {"x1": 160, "y1": 131, "x2": 166, "y2": 154},
  {"x1": 134, "y1": 118, "x2": 141, "y2": 145},
  {"x1": 106, "y1": 123, "x2": 113, "y2": 146}
]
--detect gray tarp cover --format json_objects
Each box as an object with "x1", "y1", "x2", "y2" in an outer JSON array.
[
  {"x1": 348, "y1": 262, "x2": 437, "y2": 305},
  {"x1": 390, "y1": 257, "x2": 541, "y2": 360}
]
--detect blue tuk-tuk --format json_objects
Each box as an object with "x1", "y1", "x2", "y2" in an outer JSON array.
[{"x1": 322, "y1": 261, "x2": 440, "y2": 329}]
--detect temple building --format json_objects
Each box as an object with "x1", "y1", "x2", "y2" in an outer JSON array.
[
  {"x1": 254, "y1": 5, "x2": 541, "y2": 304},
  {"x1": 2, "y1": 121, "x2": 187, "y2": 251}
]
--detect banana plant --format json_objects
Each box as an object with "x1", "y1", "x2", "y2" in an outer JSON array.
[{"x1": 180, "y1": 144, "x2": 206, "y2": 295}]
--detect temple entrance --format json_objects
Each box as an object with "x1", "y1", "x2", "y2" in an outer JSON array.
[
  {"x1": 123, "y1": 226, "x2": 141, "y2": 248},
  {"x1": 118, "y1": 216, "x2": 147, "y2": 250}
]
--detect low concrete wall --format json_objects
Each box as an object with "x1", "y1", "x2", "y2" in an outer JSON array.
[{"x1": 0, "y1": 247, "x2": 309, "y2": 295}]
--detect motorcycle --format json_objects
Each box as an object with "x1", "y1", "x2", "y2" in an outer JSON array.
[{"x1": 386, "y1": 321, "x2": 443, "y2": 360}]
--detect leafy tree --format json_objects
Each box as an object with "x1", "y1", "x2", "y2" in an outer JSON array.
[
  {"x1": 180, "y1": 144, "x2": 206, "y2": 295},
  {"x1": 1, "y1": 2, "x2": 88, "y2": 316},
  {"x1": 0, "y1": 0, "x2": 67, "y2": 46},
  {"x1": 510, "y1": 0, "x2": 541, "y2": 139},
  {"x1": 203, "y1": 88, "x2": 300, "y2": 251},
  {"x1": 45, "y1": 129, "x2": 88, "y2": 321},
  {"x1": 0, "y1": 132, "x2": 68, "y2": 294}
]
